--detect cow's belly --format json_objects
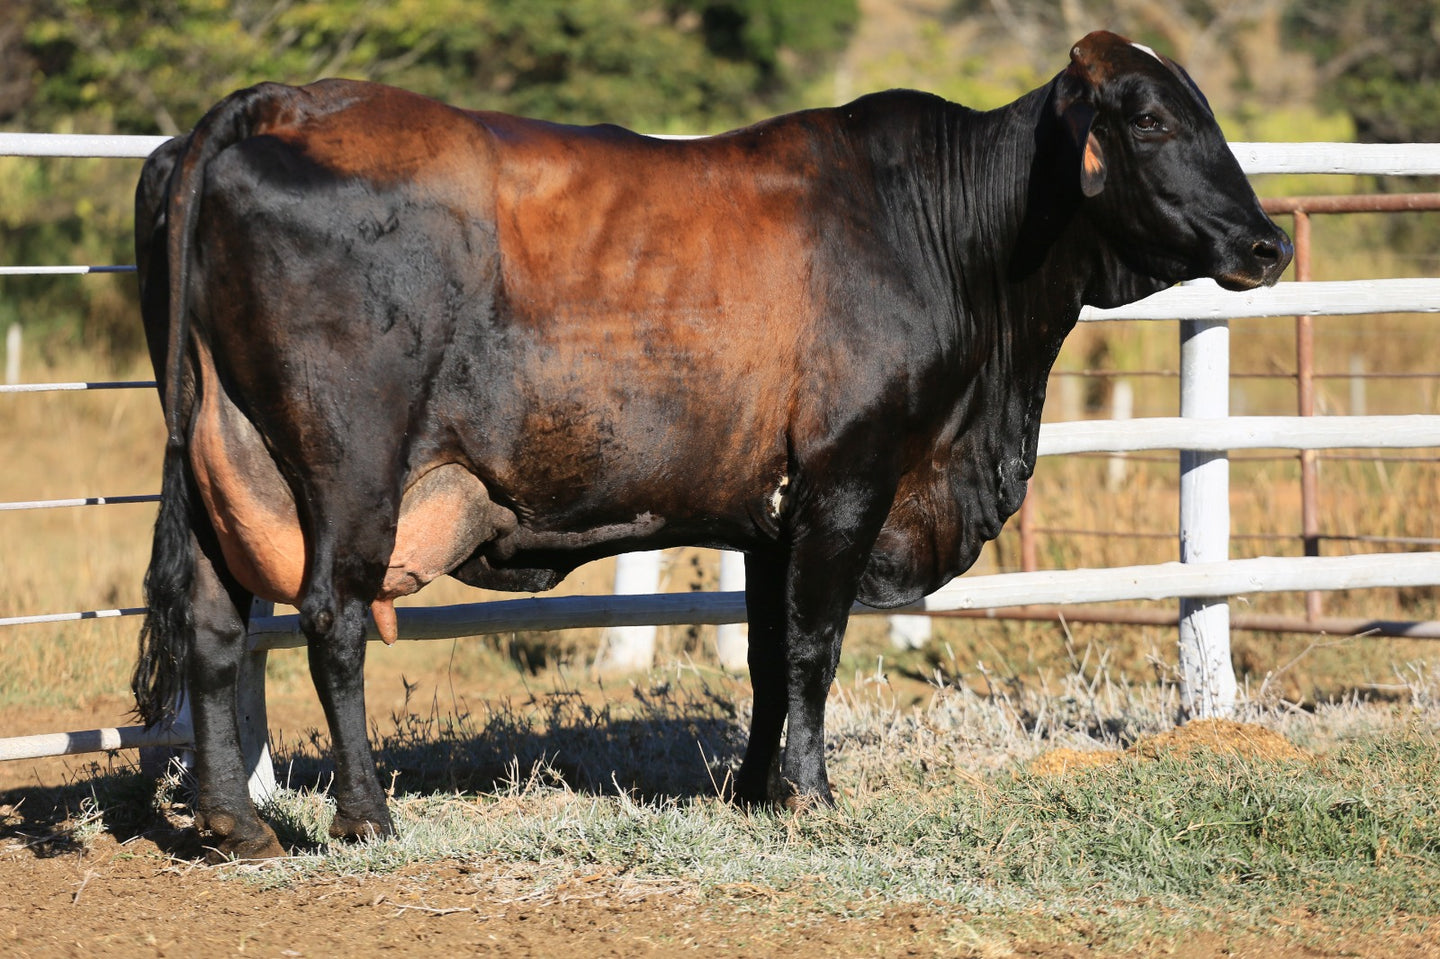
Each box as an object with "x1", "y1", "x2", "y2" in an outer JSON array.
[{"x1": 189, "y1": 354, "x2": 513, "y2": 615}]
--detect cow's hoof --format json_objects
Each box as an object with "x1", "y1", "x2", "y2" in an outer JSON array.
[
  {"x1": 777, "y1": 774, "x2": 836, "y2": 813},
  {"x1": 730, "y1": 788, "x2": 770, "y2": 810},
  {"x1": 329, "y1": 811, "x2": 394, "y2": 842},
  {"x1": 195, "y1": 811, "x2": 285, "y2": 862},
  {"x1": 728, "y1": 773, "x2": 764, "y2": 808},
  {"x1": 730, "y1": 765, "x2": 784, "y2": 808},
  {"x1": 781, "y1": 791, "x2": 834, "y2": 813},
  {"x1": 730, "y1": 776, "x2": 834, "y2": 812}
]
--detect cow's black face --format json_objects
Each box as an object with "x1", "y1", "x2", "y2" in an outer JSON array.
[{"x1": 1055, "y1": 31, "x2": 1292, "y2": 291}]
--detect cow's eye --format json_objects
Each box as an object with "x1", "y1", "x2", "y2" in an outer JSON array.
[{"x1": 1131, "y1": 113, "x2": 1166, "y2": 136}]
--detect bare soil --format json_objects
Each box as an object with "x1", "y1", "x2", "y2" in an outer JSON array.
[
  {"x1": 0, "y1": 834, "x2": 973, "y2": 959},
  {"x1": 4, "y1": 825, "x2": 1440, "y2": 959},
  {"x1": 4, "y1": 688, "x2": 1440, "y2": 958}
]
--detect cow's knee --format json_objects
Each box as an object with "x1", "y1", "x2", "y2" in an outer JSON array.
[{"x1": 299, "y1": 591, "x2": 337, "y2": 641}]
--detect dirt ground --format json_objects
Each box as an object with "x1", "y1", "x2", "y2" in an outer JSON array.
[
  {"x1": 4, "y1": 817, "x2": 1440, "y2": 959},
  {"x1": 0, "y1": 834, "x2": 1003, "y2": 959},
  {"x1": 3, "y1": 684, "x2": 1439, "y2": 957}
]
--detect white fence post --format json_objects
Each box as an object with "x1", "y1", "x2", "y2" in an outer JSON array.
[
  {"x1": 137, "y1": 691, "x2": 194, "y2": 781},
  {"x1": 1177, "y1": 314, "x2": 1236, "y2": 717},
  {"x1": 715, "y1": 550, "x2": 750, "y2": 669},
  {"x1": 1106, "y1": 379, "x2": 1133, "y2": 491},
  {"x1": 888, "y1": 613, "x2": 933, "y2": 649},
  {"x1": 1349, "y1": 354, "x2": 1367, "y2": 416},
  {"x1": 240, "y1": 599, "x2": 278, "y2": 801},
  {"x1": 4, "y1": 324, "x2": 19, "y2": 385},
  {"x1": 593, "y1": 550, "x2": 664, "y2": 672}
]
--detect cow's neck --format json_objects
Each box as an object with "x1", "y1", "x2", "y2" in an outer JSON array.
[
  {"x1": 855, "y1": 86, "x2": 1169, "y2": 600},
  {"x1": 930, "y1": 91, "x2": 1091, "y2": 434},
  {"x1": 930, "y1": 84, "x2": 1174, "y2": 332}
]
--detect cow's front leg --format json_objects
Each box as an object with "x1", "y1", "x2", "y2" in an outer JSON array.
[
  {"x1": 775, "y1": 478, "x2": 892, "y2": 806},
  {"x1": 188, "y1": 537, "x2": 285, "y2": 861},
  {"x1": 735, "y1": 551, "x2": 787, "y2": 805},
  {"x1": 775, "y1": 571, "x2": 847, "y2": 806},
  {"x1": 304, "y1": 590, "x2": 393, "y2": 841}
]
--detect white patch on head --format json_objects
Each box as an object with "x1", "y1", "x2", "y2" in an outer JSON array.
[
  {"x1": 1131, "y1": 42, "x2": 1163, "y2": 63},
  {"x1": 767, "y1": 474, "x2": 790, "y2": 520}
]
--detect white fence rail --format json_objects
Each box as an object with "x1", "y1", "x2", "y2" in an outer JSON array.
[
  {"x1": 1083, "y1": 277, "x2": 1440, "y2": 320},
  {"x1": 229, "y1": 552, "x2": 1440, "y2": 650},
  {"x1": 1037, "y1": 415, "x2": 1440, "y2": 455},
  {"x1": 2, "y1": 133, "x2": 1438, "y2": 782}
]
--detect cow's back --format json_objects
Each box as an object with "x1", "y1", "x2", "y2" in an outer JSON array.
[{"x1": 173, "y1": 80, "x2": 932, "y2": 587}]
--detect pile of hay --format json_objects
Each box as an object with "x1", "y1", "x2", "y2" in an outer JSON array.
[{"x1": 1028, "y1": 718, "x2": 1307, "y2": 776}]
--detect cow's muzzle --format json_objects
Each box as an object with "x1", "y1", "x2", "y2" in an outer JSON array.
[{"x1": 1216, "y1": 230, "x2": 1293, "y2": 291}]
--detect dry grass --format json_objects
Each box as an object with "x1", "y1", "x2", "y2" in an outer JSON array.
[
  {"x1": 22, "y1": 656, "x2": 1440, "y2": 949},
  {"x1": 0, "y1": 353, "x2": 162, "y2": 707}
]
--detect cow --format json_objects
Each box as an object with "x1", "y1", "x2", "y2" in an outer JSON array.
[{"x1": 131, "y1": 30, "x2": 1290, "y2": 860}]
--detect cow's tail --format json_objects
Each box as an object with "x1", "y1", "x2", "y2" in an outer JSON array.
[
  {"x1": 132, "y1": 439, "x2": 195, "y2": 727},
  {"x1": 132, "y1": 84, "x2": 299, "y2": 727}
]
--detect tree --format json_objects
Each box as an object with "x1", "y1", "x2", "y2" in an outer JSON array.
[
  {"x1": 1285, "y1": 0, "x2": 1440, "y2": 144},
  {"x1": 14, "y1": 0, "x2": 857, "y2": 135},
  {"x1": 0, "y1": 0, "x2": 35, "y2": 121},
  {"x1": 945, "y1": 0, "x2": 1292, "y2": 109}
]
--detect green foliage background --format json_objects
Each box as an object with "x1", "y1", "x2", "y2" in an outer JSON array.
[
  {"x1": 1284, "y1": 0, "x2": 1440, "y2": 145},
  {"x1": 16, "y1": 0, "x2": 860, "y2": 133}
]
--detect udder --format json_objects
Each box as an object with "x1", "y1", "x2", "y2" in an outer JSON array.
[
  {"x1": 189, "y1": 360, "x2": 512, "y2": 642},
  {"x1": 371, "y1": 463, "x2": 518, "y2": 642}
]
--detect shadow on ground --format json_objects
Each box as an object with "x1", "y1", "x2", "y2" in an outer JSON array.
[
  {"x1": 279, "y1": 679, "x2": 747, "y2": 800},
  {"x1": 1, "y1": 678, "x2": 748, "y2": 860}
]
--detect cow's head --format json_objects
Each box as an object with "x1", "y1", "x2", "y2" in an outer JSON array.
[{"x1": 1053, "y1": 30, "x2": 1291, "y2": 291}]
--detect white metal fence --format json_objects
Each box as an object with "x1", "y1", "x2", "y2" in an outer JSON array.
[{"x1": 2, "y1": 134, "x2": 1439, "y2": 784}]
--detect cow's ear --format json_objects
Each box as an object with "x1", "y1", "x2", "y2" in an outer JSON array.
[
  {"x1": 1060, "y1": 98, "x2": 1106, "y2": 198},
  {"x1": 1056, "y1": 46, "x2": 1107, "y2": 198}
]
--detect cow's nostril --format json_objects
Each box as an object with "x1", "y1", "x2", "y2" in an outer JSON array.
[{"x1": 1252, "y1": 238, "x2": 1280, "y2": 261}]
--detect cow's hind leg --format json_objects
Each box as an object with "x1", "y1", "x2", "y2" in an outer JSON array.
[
  {"x1": 266, "y1": 394, "x2": 404, "y2": 840},
  {"x1": 296, "y1": 493, "x2": 398, "y2": 841},
  {"x1": 304, "y1": 582, "x2": 393, "y2": 840},
  {"x1": 189, "y1": 535, "x2": 284, "y2": 860}
]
